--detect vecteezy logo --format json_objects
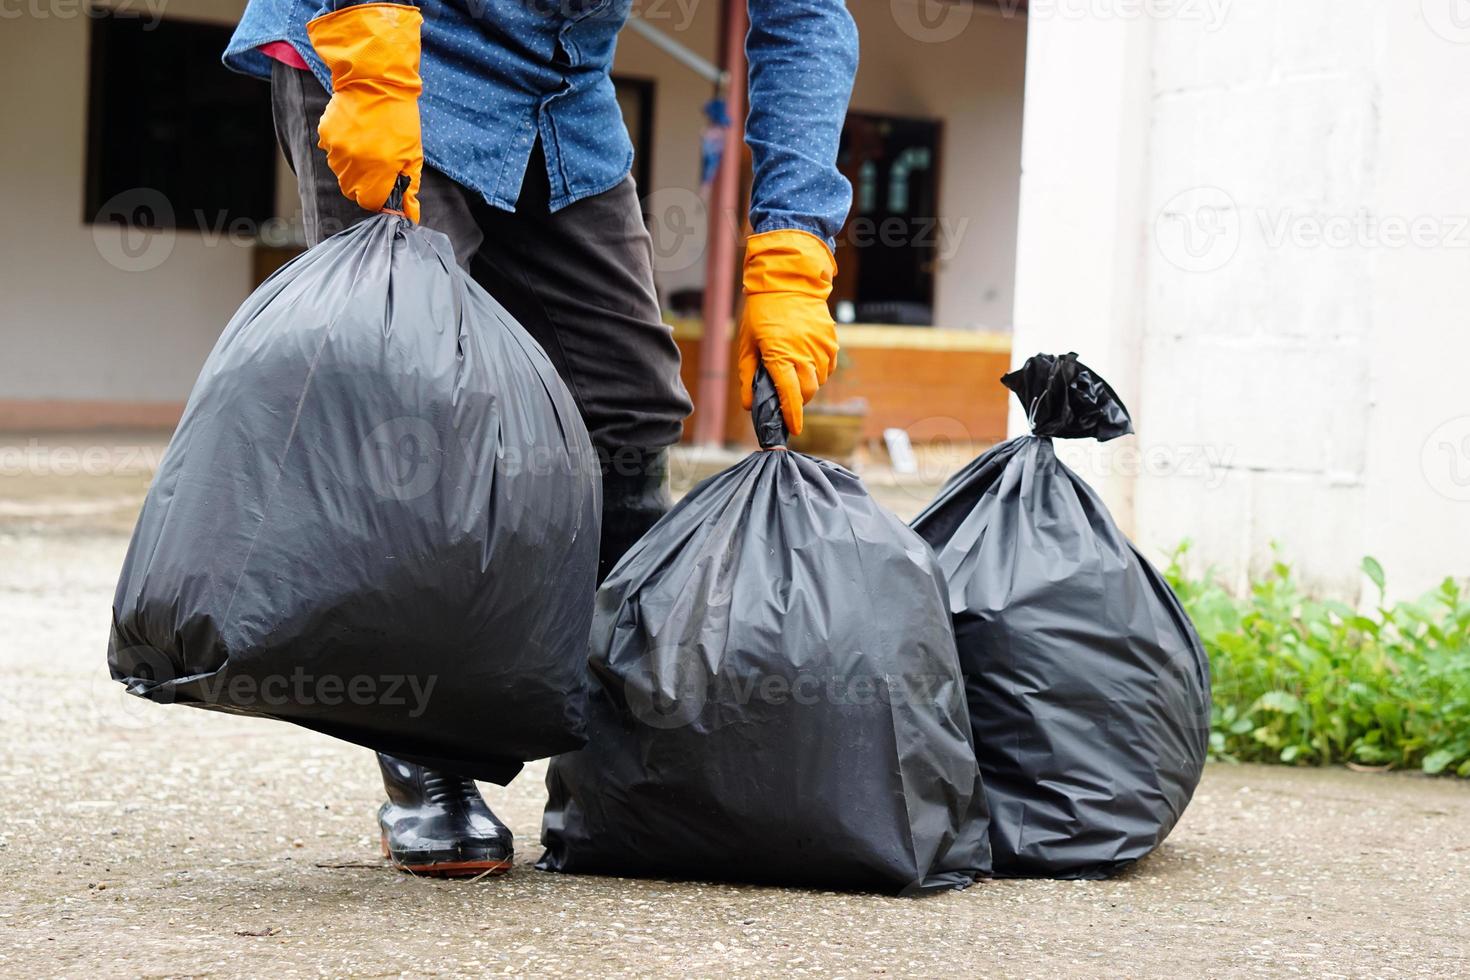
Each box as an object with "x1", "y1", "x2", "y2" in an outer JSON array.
[
  {"x1": 891, "y1": 0, "x2": 975, "y2": 42},
  {"x1": 360, "y1": 417, "x2": 443, "y2": 501},
  {"x1": 1154, "y1": 185, "x2": 1241, "y2": 273},
  {"x1": 621, "y1": 644, "x2": 709, "y2": 730},
  {"x1": 1423, "y1": 0, "x2": 1470, "y2": 43},
  {"x1": 1422, "y1": 415, "x2": 1470, "y2": 501},
  {"x1": 92, "y1": 187, "x2": 176, "y2": 272},
  {"x1": 642, "y1": 187, "x2": 708, "y2": 273}
]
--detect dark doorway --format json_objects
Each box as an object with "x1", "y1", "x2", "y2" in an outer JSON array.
[{"x1": 835, "y1": 112, "x2": 942, "y2": 326}]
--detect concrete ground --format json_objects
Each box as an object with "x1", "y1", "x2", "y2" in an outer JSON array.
[{"x1": 3, "y1": 433, "x2": 1468, "y2": 977}]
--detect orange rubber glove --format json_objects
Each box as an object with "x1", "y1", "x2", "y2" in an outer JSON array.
[
  {"x1": 737, "y1": 229, "x2": 841, "y2": 437},
  {"x1": 306, "y1": 3, "x2": 425, "y2": 223}
]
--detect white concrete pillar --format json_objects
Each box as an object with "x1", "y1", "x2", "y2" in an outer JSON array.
[
  {"x1": 1359, "y1": 3, "x2": 1470, "y2": 600},
  {"x1": 1009, "y1": 11, "x2": 1157, "y2": 535},
  {"x1": 1012, "y1": 0, "x2": 1470, "y2": 600}
]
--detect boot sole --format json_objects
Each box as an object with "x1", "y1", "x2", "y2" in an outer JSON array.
[{"x1": 380, "y1": 832, "x2": 513, "y2": 878}]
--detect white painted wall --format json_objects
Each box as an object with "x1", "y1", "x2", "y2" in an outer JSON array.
[
  {"x1": 1012, "y1": 1, "x2": 1470, "y2": 600},
  {"x1": 0, "y1": 0, "x2": 258, "y2": 405},
  {"x1": 1359, "y1": 3, "x2": 1470, "y2": 602}
]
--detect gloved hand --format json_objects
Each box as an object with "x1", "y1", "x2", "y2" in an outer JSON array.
[
  {"x1": 737, "y1": 229, "x2": 841, "y2": 436},
  {"x1": 306, "y1": 2, "x2": 425, "y2": 222}
]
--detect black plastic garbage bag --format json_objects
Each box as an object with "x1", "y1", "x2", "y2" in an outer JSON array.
[
  {"x1": 538, "y1": 370, "x2": 991, "y2": 895},
  {"x1": 108, "y1": 205, "x2": 600, "y2": 783},
  {"x1": 910, "y1": 352, "x2": 1211, "y2": 878}
]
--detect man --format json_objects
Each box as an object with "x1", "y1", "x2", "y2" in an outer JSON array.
[{"x1": 224, "y1": 0, "x2": 857, "y2": 877}]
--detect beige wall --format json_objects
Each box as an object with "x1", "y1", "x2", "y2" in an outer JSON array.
[
  {"x1": 0, "y1": 0, "x2": 258, "y2": 406},
  {"x1": 611, "y1": 0, "x2": 721, "y2": 300}
]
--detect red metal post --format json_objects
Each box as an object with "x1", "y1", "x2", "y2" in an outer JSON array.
[{"x1": 693, "y1": 0, "x2": 748, "y2": 447}]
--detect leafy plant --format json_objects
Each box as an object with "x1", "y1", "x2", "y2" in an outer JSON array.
[{"x1": 1166, "y1": 544, "x2": 1470, "y2": 777}]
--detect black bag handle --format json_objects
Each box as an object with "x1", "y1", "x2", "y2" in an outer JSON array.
[
  {"x1": 382, "y1": 174, "x2": 411, "y2": 217},
  {"x1": 751, "y1": 363, "x2": 789, "y2": 450}
]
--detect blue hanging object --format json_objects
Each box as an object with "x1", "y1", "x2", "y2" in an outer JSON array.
[{"x1": 700, "y1": 97, "x2": 730, "y2": 187}]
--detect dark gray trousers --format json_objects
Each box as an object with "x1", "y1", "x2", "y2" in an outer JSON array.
[{"x1": 270, "y1": 63, "x2": 692, "y2": 458}]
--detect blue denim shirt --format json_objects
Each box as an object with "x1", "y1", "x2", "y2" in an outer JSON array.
[{"x1": 225, "y1": 0, "x2": 857, "y2": 245}]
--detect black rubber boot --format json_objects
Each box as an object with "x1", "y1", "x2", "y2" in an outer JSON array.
[
  {"x1": 376, "y1": 753, "x2": 514, "y2": 877},
  {"x1": 598, "y1": 447, "x2": 673, "y2": 584}
]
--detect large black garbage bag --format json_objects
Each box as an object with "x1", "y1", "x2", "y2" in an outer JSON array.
[
  {"x1": 910, "y1": 352, "x2": 1211, "y2": 878},
  {"x1": 538, "y1": 371, "x2": 991, "y2": 895},
  {"x1": 108, "y1": 209, "x2": 600, "y2": 783}
]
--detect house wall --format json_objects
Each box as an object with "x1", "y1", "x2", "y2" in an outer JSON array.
[
  {"x1": 619, "y1": 0, "x2": 1028, "y2": 333},
  {"x1": 1011, "y1": 1, "x2": 1470, "y2": 600},
  {"x1": 0, "y1": 0, "x2": 257, "y2": 414},
  {"x1": 1, "y1": 2, "x2": 1028, "y2": 427},
  {"x1": 610, "y1": 0, "x2": 722, "y2": 302},
  {"x1": 849, "y1": 1, "x2": 1028, "y2": 332}
]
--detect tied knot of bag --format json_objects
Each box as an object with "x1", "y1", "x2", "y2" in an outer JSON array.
[{"x1": 1002, "y1": 352, "x2": 1134, "y2": 442}]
